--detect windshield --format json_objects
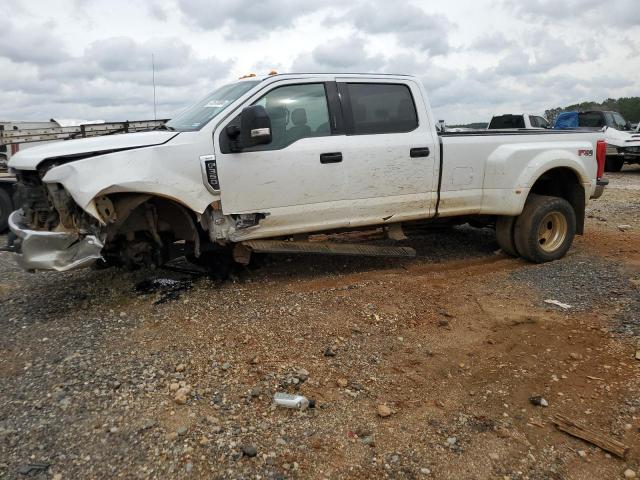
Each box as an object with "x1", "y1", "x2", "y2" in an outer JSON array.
[{"x1": 166, "y1": 80, "x2": 260, "y2": 131}]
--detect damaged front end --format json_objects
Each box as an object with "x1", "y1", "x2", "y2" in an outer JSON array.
[
  {"x1": 7, "y1": 170, "x2": 106, "y2": 271},
  {"x1": 8, "y1": 211, "x2": 104, "y2": 271}
]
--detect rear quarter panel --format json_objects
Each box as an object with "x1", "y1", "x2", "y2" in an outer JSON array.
[{"x1": 440, "y1": 132, "x2": 598, "y2": 216}]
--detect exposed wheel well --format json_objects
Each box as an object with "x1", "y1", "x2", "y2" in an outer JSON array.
[
  {"x1": 99, "y1": 193, "x2": 201, "y2": 267},
  {"x1": 529, "y1": 167, "x2": 585, "y2": 235}
]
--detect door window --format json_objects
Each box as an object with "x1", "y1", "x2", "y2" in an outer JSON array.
[
  {"x1": 252, "y1": 83, "x2": 331, "y2": 150},
  {"x1": 531, "y1": 116, "x2": 549, "y2": 128},
  {"x1": 612, "y1": 112, "x2": 629, "y2": 130},
  {"x1": 345, "y1": 83, "x2": 418, "y2": 134}
]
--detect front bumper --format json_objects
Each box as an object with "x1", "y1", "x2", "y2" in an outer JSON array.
[{"x1": 8, "y1": 210, "x2": 104, "y2": 271}]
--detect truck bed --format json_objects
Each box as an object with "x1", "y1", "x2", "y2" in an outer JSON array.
[
  {"x1": 436, "y1": 129, "x2": 601, "y2": 218},
  {"x1": 439, "y1": 129, "x2": 600, "y2": 137}
]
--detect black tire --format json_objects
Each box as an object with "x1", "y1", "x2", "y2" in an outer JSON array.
[
  {"x1": 0, "y1": 187, "x2": 13, "y2": 232},
  {"x1": 514, "y1": 194, "x2": 576, "y2": 263},
  {"x1": 604, "y1": 156, "x2": 624, "y2": 172},
  {"x1": 495, "y1": 216, "x2": 519, "y2": 257}
]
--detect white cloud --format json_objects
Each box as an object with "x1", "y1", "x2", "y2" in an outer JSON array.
[
  {"x1": 1, "y1": 0, "x2": 639, "y2": 124},
  {"x1": 332, "y1": 3, "x2": 453, "y2": 55}
]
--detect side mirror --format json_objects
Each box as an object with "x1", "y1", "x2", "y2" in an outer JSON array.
[{"x1": 235, "y1": 105, "x2": 271, "y2": 151}]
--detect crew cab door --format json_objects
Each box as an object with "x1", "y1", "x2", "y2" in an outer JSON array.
[
  {"x1": 335, "y1": 78, "x2": 438, "y2": 226},
  {"x1": 214, "y1": 80, "x2": 350, "y2": 238}
]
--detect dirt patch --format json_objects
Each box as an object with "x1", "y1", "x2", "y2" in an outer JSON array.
[{"x1": 1, "y1": 172, "x2": 640, "y2": 479}]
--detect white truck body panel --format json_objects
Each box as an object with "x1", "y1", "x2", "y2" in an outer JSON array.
[
  {"x1": 9, "y1": 131, "x2": 179, "y2": 170},
  {"x1": 603, "y1": 127, "x2": 640, "y2": 148},
  {"x1": 439, "y1": 135, "x2": 596, "y2": 216},
  {"x1": 42, "y1": 131, "x2": 218, "y2": 220}
]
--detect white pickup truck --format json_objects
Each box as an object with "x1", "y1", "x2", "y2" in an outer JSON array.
[
  {"x1": 487, "y1": 114, "x2": 550, "y2": 130},
  {"x1": 6, "y1": 73, "x2": 607, "y2": 271}
]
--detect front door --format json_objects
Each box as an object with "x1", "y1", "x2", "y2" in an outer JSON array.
[
  {"x1": 214, "y1": 81, "x2": 350, "y2": 238},
  {"x1": 336, "y1": 78, "x2": 437, "y2": 227}
]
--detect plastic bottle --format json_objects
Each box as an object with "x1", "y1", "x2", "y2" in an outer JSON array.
[{"x1": 273, "y1": 392, "x2": 310, "y2": 410}]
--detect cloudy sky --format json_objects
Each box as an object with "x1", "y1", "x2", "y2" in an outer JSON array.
[{"x1": 1, "y1": 0, "x2": 638, "y2": 124}]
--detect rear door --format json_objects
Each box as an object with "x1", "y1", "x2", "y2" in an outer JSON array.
[{"x1": 335, "y1": 78, "x2": 437, "y2": 227}]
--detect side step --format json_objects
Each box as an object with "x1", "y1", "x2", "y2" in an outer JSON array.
[{"x1": 242, "y1": 240, "x2": 416, "y2": 258}]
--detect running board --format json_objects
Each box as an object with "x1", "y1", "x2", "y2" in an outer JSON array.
[{"x1": 242, "y1": 240, "x2": 416, "y2": 258}]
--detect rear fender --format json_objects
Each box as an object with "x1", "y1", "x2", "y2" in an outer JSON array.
[{"x1": 482, "y1": 143, "x2": 594, "y2": 215}]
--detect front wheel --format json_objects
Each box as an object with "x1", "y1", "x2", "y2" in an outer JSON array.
[{"x1": 513, "y1": 194, "x2": 576, "y2": 263}]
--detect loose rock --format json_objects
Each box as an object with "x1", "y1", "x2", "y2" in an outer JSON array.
[
  {"x1": 323, "y1": 346, "x2": 336, "y2": 357},
  {"x1": 242, "y1": 445, "x2": 258, "y2": 457},
  {"x1": 377, "y1": 404, "x2": 392, "y2": 417},
  {"x1": 174, "y1": 386, "x2": 191, "y2": 405}
]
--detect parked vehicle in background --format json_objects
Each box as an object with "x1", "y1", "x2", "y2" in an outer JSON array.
[
  {"x1": 553, "y1": 111, "x2": 640, "y2": 172},
  {"x1": 6, "y1": 73, "x2": 607, "y2": 272},
  {"x1": 487, "y1": 114, "x2": 550, "y2": 130}
]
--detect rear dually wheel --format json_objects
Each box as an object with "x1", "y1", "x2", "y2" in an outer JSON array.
[{"x1": 513, "y1": 194, "x2": 576, "y2": 263}]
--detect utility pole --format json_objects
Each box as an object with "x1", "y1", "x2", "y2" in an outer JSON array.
[{"x1": 152, "y1": 54, "x2": 157, "y2": 120}]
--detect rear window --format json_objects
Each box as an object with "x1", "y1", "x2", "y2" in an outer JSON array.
[
  {"x1": 578, "y1": 112, "x2": 605, "y2": 128},
  {"x1": 346, "y1": 83, "x2": 418, "y2": 135},
  {"x1": 488, "y1": 115, "x2": 525, "y2": 129}
]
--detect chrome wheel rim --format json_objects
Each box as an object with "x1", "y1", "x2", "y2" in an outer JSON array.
[{"x1": 538, "y1": 212, "x2": 567, "y2": 252}]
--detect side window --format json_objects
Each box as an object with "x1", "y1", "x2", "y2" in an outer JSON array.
[
  {"x1": 345, "y1": 83, "x2": 418, "y2": 135},
  {"x1": 612, "y1": 112, "x2": 628, "y2": 130},
  {"x1": 604, "y1": 112, "x2": 616, "y2": 128},
  {"x1": 252, "y1": 83, "x2": 330, "y2": 150},
  {"x1": 532, "y1": 116, "x2": 548, "y2": 128}
]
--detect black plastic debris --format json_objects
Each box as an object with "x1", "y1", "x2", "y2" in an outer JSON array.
[
  {"x1": 134, "y1": 278, "x2": 193, "y2": 305},
  {"x1": 529, "y1": 395, "x2": 549, "y2": 407},
  {"x1": 17, "y1": 462, "x2": 50, "y2": 476}
]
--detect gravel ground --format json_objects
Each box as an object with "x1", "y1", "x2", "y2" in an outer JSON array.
[
  {"x1": 509, "y1": 254, "x2": 631, "y2": 311},
  {"x1": 1, "y1": 171, "x2": 640, "y2": 479}
]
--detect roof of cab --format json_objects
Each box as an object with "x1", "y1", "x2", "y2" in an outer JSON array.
[{"x1": 243, "y1": 73, "x2": 417, "y2": 83}]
